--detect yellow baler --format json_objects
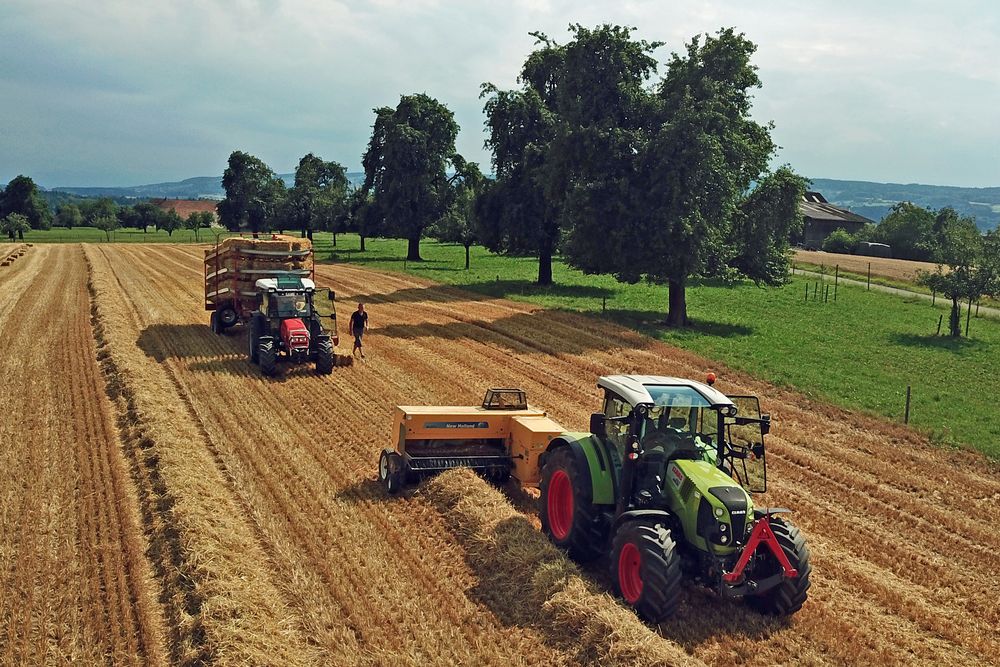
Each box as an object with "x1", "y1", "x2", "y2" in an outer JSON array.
[{"x1": 378, "y1": 388, "x2": 565, "y2": 493}]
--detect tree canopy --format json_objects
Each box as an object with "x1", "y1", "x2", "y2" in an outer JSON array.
[
  {"x1": 1, "y1": 175, "x2": 51, "y2": 230},
  {"x1": 484, "y1": 25, "x2": 799, "y2": 324},
  {"x1": 1, "y1": 213, "x2": 30, "y2": 240},
  {"x1": 361, "y1": 93, "x2": 461, "y2": 261},
  {"x1": 874, "y1": 202, "x2": 936, "y2": 261},
  {"x1": 283, "y1": 153, "x2": 350, "y2": 240},
  {"x1": 218, "y1": 151, "x2": 286, "y2": 233}
]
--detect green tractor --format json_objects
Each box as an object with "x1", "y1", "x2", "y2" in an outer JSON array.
[{"x1": 540, "y1": 375, "x2": 810, "y2": 622}]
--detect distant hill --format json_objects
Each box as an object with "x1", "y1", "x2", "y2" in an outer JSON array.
[
  {"x1": 49, "y1": 172, "x2": 367, "y2": 200},
  {"x1": 40, "y1": 174, "x2": 1000, "y2": 231},
  {"x1": 810, "y1": 178, "x2": 1000, "y2": 231}
]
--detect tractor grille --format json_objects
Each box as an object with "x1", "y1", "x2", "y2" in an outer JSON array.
[{"x1": 709, "y1": 486, "x2": 749, "y2": 546}]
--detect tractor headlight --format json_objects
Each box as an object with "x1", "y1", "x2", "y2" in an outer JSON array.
[
  {"x1": 718, "y1": 523, "x2": 727, "y2": 532},
  {"x1": 714, "y1": 507, "x2": 724, "y2": 518},
  {"x1": 720, "y1": 535, "x2": 729, "y2": 544}
]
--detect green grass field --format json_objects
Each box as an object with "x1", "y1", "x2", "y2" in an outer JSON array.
[{"x1": 319, "y1": 233, "x2": 1000, "y2": 458}]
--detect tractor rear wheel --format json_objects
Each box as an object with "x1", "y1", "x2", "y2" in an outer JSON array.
[
  {"x1": 315, "y1": 336, "x2": 334, "y2": 375},
  {"x1": 258, "y1": 337, "x2": 277, "y2": 377},
  {"x1": 378, "y1": 450, "x2": 405, "y2": 494},
  {"x1": 745, "y1": 518, "x2": 811, "y2": 616},
  {"x1": 247, "y1": 317, "x2": 260, "y2": 364},
  {"x1": 539, "y1": 446, "x2": 604, "y2": 562},
  {"x1": 610, "y1": 518, "x2": 682, "y2": 624}
]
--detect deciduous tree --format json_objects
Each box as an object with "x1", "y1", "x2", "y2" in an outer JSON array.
[
  {"x1": 218, "y1": 151, "x2": 286, "y2": 233},
  {"x1": 93, "y1": 214, "x2": 119, "y2": 242},
  {"x1": 1, "y1": 175, "x2": 51, "y2": 230},
  {"x1": 1, "y1": 213, "x2": 30, "y2": 240},
  {"x1": 54, "y1": 204, "x2": 83, "y2": 229},
  {"x1": 361, "y1": 94, "x2": 460, "y2": 261},
  {"x1": 283, "y1": 153, "x2": 350, "y2": 240}
]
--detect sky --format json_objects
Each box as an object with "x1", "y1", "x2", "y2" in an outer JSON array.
[{"x1": 1, "y1": 0, "x2": 998, "y2": 188}]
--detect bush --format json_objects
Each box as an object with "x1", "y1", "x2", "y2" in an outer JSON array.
[{"x1": 822, "y1": 228, "x2": 855, "y2": 254}]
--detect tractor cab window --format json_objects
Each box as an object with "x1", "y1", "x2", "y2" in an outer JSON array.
[
  {"x1": 602, "y1": 392, "x2": 631, "y2": 455},
  {"x1": 269, "y1": 293, "x2": 310, "y2": 318},
  {"x1": 312, "y1": 288, "x2": 336, "y2": 320},
  {"x1": 639, "y1": 386, "x2": 717, "y2": 459}
]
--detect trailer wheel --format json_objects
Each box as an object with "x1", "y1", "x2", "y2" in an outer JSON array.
[
  {"x1": 258, "y1": 337, "x2": 277, "y2": 377},
  {"x1": 745, "y1": 518, "x2": 811, "y2": 617},
  {"x1": 315, "y1": 336, "x2": 334, "y2": 375},
  {"x1": 217, "y1": 306, "x2": 238, "y2": 330},
  {"x1": 378, "y1": 450, "x2": 405, "y2": 495},
  {"x1": 540, "y1": 446, "x2": 604, "y2": 562},
  {"x1": 610, "y1": 518, "x2": 682, "y2": 623},
  {"x1": 210, "y1": 311, "x2": 220, "y2": 334}
]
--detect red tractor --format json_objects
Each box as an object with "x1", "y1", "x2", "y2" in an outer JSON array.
[{"x1": 246, "y1": 276, "x2": 342, "y2": 376}]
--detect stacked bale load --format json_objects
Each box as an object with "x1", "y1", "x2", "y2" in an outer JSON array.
[{"x1": 205, "y1": 235, "x2": 313, "y2": 311}]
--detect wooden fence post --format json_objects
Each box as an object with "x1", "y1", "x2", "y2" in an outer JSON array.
[
  {"x1": 834, "y1": 265, "x2": 839, "y2": 301},
  {"x1": 867, "y1": 262, "x2": 871, "y2": 290}
]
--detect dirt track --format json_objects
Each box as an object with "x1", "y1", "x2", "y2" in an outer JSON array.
[{"x1": 4, "y1": 243, "x2": 998, "y2": 665}]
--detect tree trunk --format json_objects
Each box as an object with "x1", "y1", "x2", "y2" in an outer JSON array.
[
  {"x1": 407, "y1": 235, "x2": 422, "y2": 261},
  {"x1": 464, "y1": 244, "x2": 471, "y2": 270},
  {"x1": 360, "y1": 235, "x2": 366, "y2": 252},
  {"x1": 307, "y1": 228, "x2": 313, "y2": 241},
  {"x1": 17, "y1": 229, "x2": 24, "y2": 241},
  {"x1": 332, "y1": 232, "x2": 337, "y2": 247},
  {"x1": 666, "y1": 279, "x2": 688, "y2": 327},
  {"x1": 949, "y1": 297, "x2": 961, "y2": 337},
  {"x1": 537, "y1": 244, "x2": 553, "y2": 286}
]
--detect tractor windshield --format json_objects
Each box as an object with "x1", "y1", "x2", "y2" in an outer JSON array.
[
  {"x1": 270, "y1": 293, "x2": 310, "y2": 318},
  {"x1": 639, "y1": 386, "x2": 718, "y2": 455}
]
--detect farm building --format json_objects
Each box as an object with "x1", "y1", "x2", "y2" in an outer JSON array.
[
  {"x1": 150, "y1": 198, "x2": 219, "y2": 221},
  {"x1": 796, "y1": 191, "x2": 874, "y2": 248}
]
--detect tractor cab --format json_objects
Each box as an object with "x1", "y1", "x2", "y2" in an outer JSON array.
[{"x1": 247, "y1": 276, "x2": 342, "y2": 376}]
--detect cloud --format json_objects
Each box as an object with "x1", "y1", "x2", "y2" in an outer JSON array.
[{"x1": 1, "y1": 0, "x2": 997, "y2": 186}]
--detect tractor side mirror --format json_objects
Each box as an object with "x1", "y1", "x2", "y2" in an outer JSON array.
[
  {"x1": 589, "y1": 413, "x2": 607, "y2": 439},
  {"x1": 760, "y1": 414, "x2": 771, "y2": 436},
  {"x1": 328, "y1": 290, "x2": 335, "y2": 301}
]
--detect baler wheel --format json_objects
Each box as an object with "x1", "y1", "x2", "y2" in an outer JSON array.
[
  {"x1": 539, "y1": 447, "x2": 604, "y2": 562},
  {"x1": 217, "y1": 306, "x2": 238, "y2": 329},
  {"x1": 745, "y1": 518, "x2": 811, "y2": 616},
  {"x1": 610, "y1": 518, "x2": 682, "y2": 623},
  {"x1": 378, "y1": 450, "x2": 405, "y2": 494}
]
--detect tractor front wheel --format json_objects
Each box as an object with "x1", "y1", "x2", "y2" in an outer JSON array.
[
  {"x1": 378, "y1": 450, "x2": 405, "y2": 495},
  {"x1": 258, "y1": 337, "x2": 278, "y2": 377},
  {"x1": 315, "y1": 336, "x2": 334, "y2": 375},
  {"x1": 539, "y1": 446, "x2": 604, "y2": 562},
  {"x1": 745, "y1": 518, "x2": 811, "y2": 616},
  {"x1": 610, "y1": 518, "x2": 682, "y2": 624}
]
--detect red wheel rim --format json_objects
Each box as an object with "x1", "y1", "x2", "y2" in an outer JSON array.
[
  {"x1": 618, "y1": 542, "x2": 643, "y2": 604},
  {"x1": 547, "y1": 470, "x2": 574, "y2": 540}
]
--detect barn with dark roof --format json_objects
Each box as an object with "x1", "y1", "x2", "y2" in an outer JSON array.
[{"x1": 797, "y1": 191, "x2": 874, "y2": 249}]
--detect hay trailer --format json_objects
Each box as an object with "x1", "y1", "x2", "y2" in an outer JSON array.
[
  {"x1": 378, "y1": 378, "x2": 810, "y2": 623},
  {"x1": 204, "y1": 234, "x2": 314, "y2": 333}
]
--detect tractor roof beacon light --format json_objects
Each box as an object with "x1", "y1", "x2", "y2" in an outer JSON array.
[{"x1": 707, "y1": 372, "x2": 717, "y2": 386}]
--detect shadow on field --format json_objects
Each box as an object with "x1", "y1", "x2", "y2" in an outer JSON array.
[
  {"x1": 137, "y1": 323, "x2": 243, "y2": 361},
  {"x1": 890, "y1": 332, "x2": 988, "y2": 352},
  {"x1": 346, "y1": 280, "x2": 615, "y2": 308},
  {"x1": 375, "y1": 310, "x2": 643, "y2": 355},
  {"x1": 603, "y1": 309, "x2": 755, "y2": 339}
]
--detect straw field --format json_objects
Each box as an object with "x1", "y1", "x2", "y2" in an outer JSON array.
[
  {"x1": 793, "y1": 249, "x2": 941, "y2": 282},
  {"x1": 2, "y1": 242, "x2": 997, "y2": 665}
]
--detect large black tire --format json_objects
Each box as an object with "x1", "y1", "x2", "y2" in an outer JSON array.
[
  {"x1": 378, "y1": 450, "x2": 405, "y2": 495},
  {"x1": 258, "y1": 336, "x2": 278, "y2": 377},
  {"x1": 745, "y1": 518, "x2": 811, "y2": 616},
  {"x1": 247, "y1": 316, "x2": 261, "y2": 364},
  {"x1": 217, "y1": 306, "x2": 238, "y2": 330},
  {"x1": 315, "y1": 335, "x2": 334, "y2": 375},
  {"x1": 610, "y1": 518, "x2": 683, "y2": 624},
  {"x1": 539, "y1": 446, "x2": 605, "y2": 562}
]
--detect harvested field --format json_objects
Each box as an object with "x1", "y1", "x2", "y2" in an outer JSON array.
[
  {"x1": 5, "y1": 242, "x2": 999, "y2": 665},
  {"x1": 794, "y1": 249, "x2": 940, "y2": 281},
  {"x1": 0, "y1": 245, "x2": 165, "y2": 664}
]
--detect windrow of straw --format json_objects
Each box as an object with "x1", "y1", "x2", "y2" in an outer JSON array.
[
  {"x1": 422, "y1": 469, "x2": 705, "y2": 667},
  {"x1": 85, "y1": 245, "x2": 317, "y2": 667}
]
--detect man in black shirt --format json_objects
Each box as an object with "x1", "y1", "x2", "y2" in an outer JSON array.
[{"x1": 349, "y1": 303, "x2": 369, "y2": 359}]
